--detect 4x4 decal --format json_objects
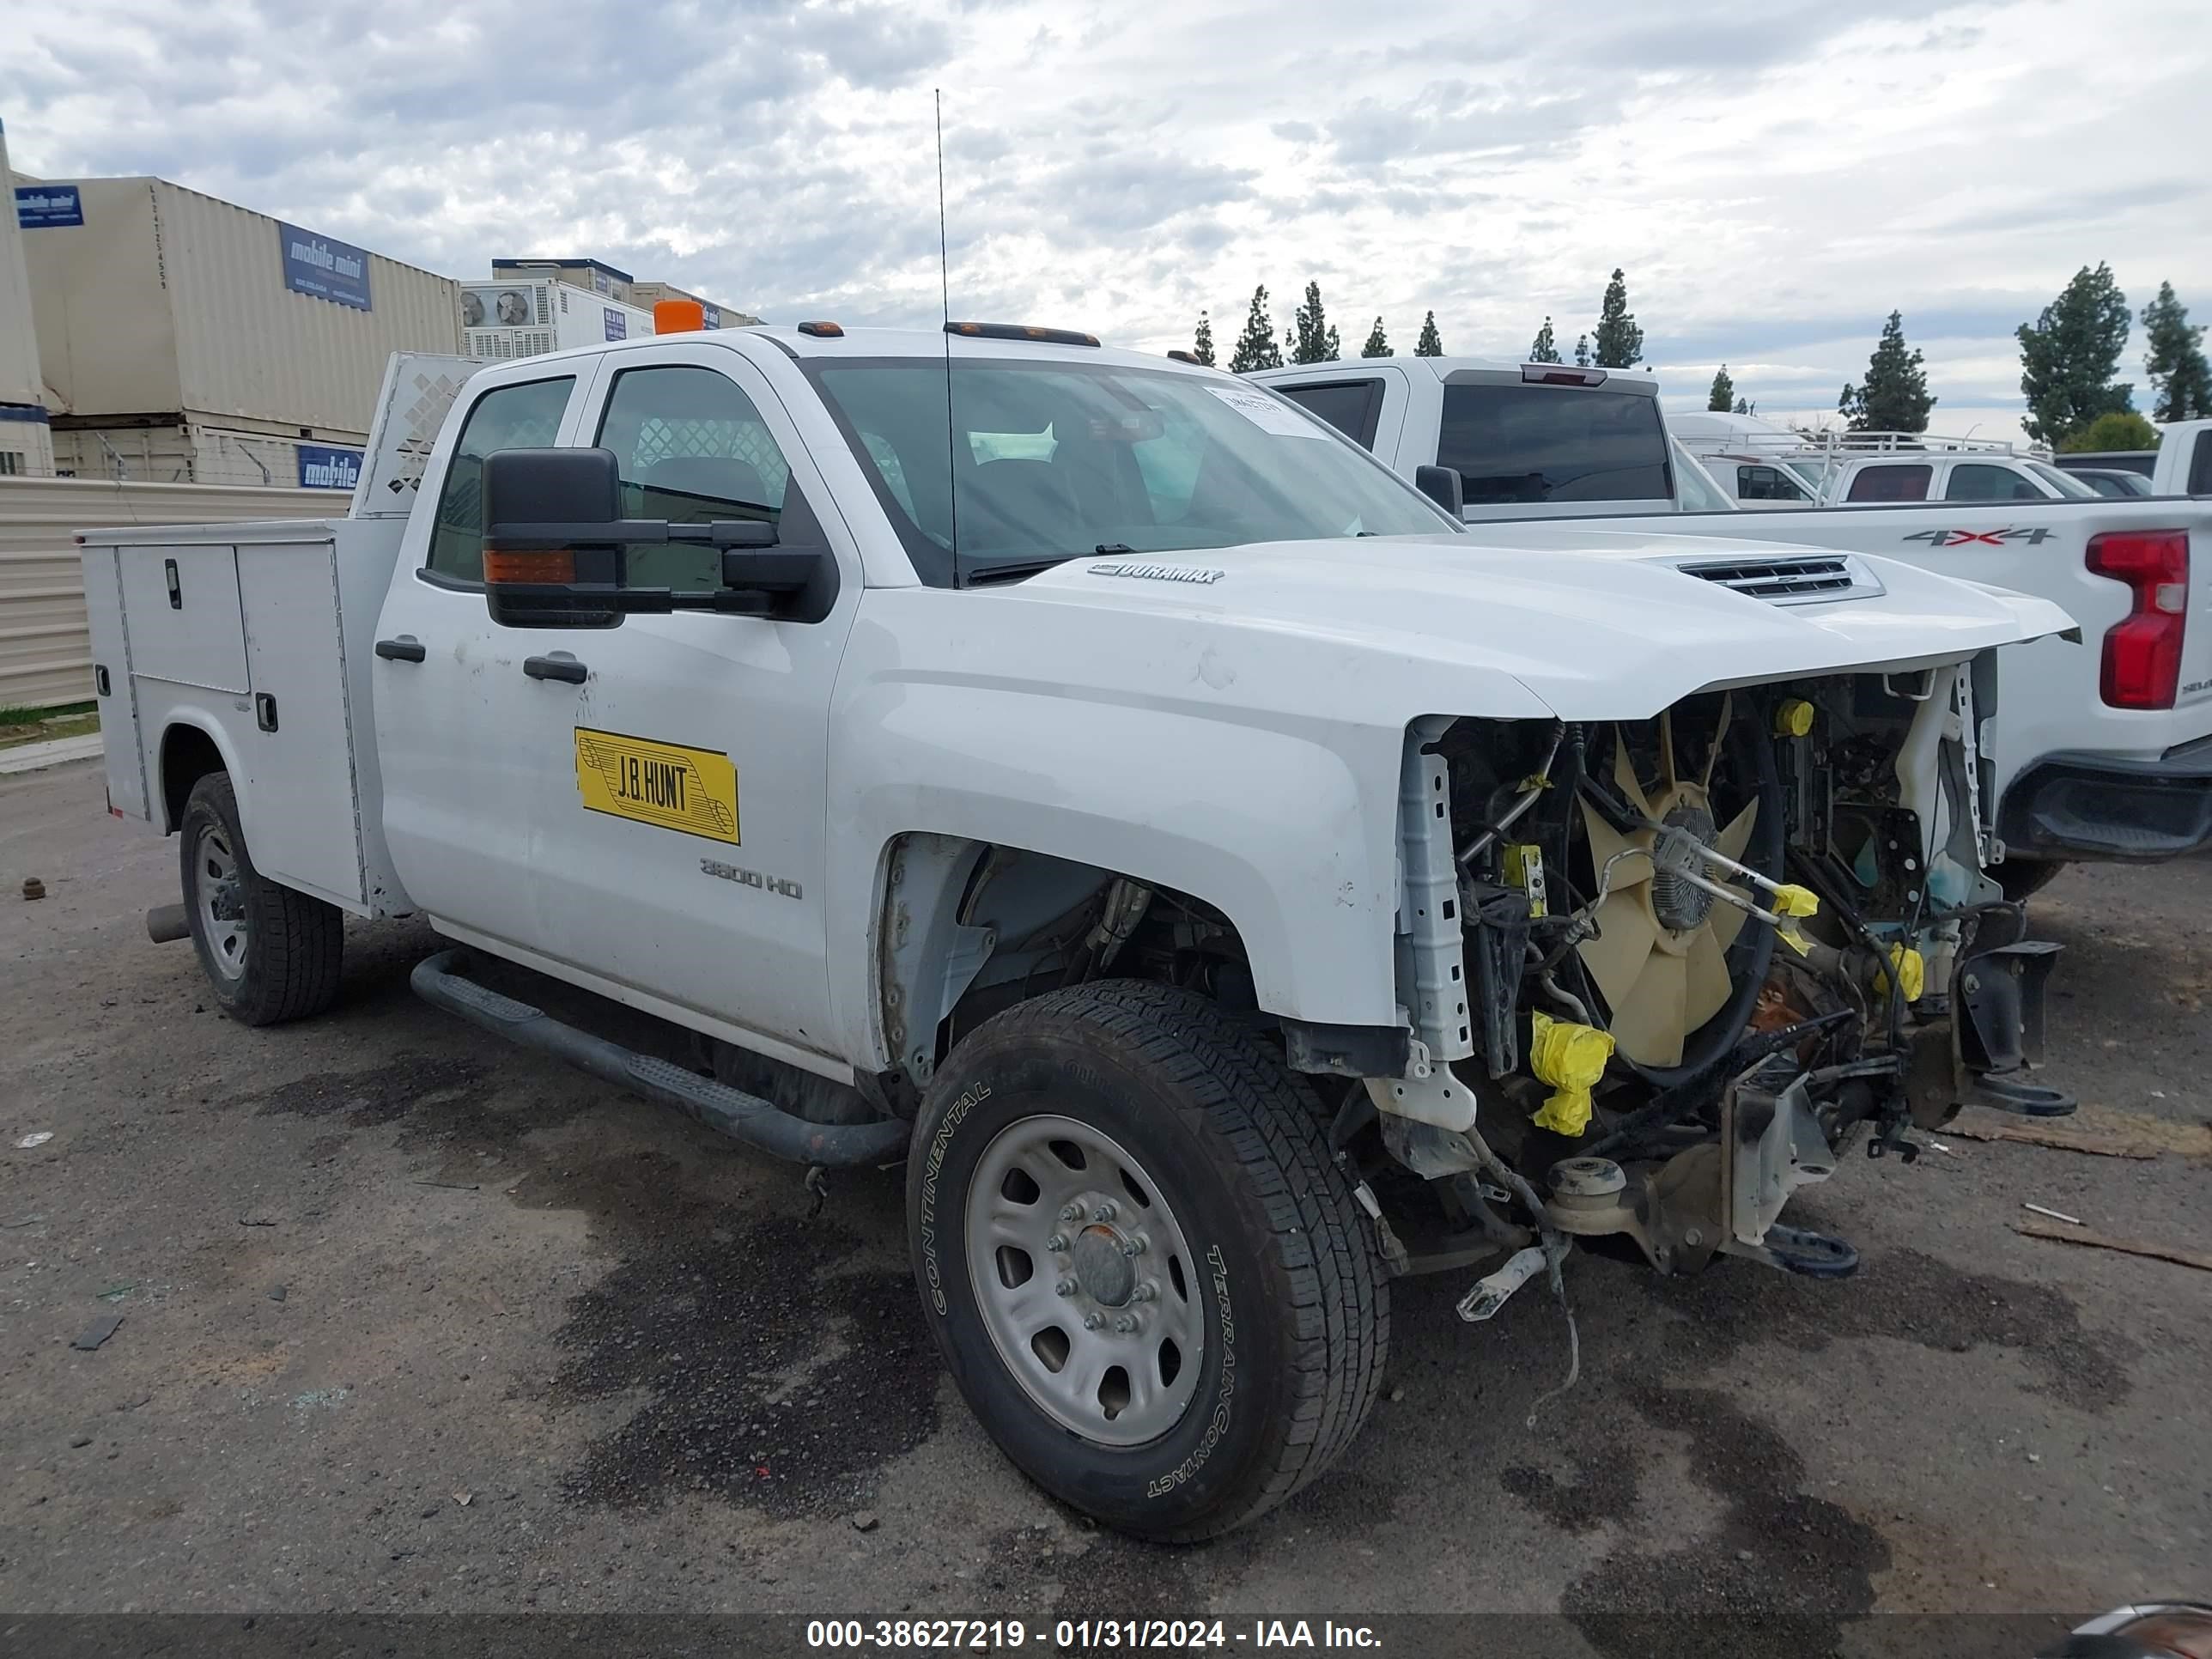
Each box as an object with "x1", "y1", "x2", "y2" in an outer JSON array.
[{"x1": 1902, "y1": 527, "x2": 2057, "y2": 547}]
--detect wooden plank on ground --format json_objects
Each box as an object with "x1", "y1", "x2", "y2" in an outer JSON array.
[
  {"x1": 1947, "y1": 1102, "x2": 2212, "y2": 1161},
  {"x1": 2014, "y1": 1218, "x2": 2212, "y2": 1273}
]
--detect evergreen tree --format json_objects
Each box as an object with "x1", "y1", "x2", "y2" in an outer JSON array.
[
  {"x1": 1288, "y1": 280, "x2": 1338, "y2": 363},
  {"x1": 2017, "y1": 264, "x2": 2133, "y2": 446},
  {"x1": 1326, "y1": 323, "x2": 1341, "y2": 360},
  {"x1": 1732, "y1": 397, "x2": 1754, "y2": 416},
  {"x1": 2057, "y1": 410, "x2": 2160, "y2": 454},
  {"x1": 1228, "y1": 285, "x2": 1283, "y2": 374},
  {"x1": 1837, "y1": 311, "x2": 1936, "y2": 433},
  {"x1": 1707, "y1": 364, "x2": 1735, "y2": 412},
  {"x1": 1590, "y1": 268, "x2": 1644, "y2": 368},
  {"x1": 1190, "y1": 310, "x2": 1215, "y2": 368},
  {"x1": 1573, "y1": 333, "x2": 1590, "y2": 368},
  {"x1": 1414, "y1": 310, "x2": 1443, "y2": 356},
  {"x1": 2142, "y1": 281, "x2": 2212, "y2": 423},
  {"x1": 1359, "y1": 316, "x2": 1391, "y2": 358},
  {"x1": 1528, "y1": 317, "x2": 1560, "y2": 363}
]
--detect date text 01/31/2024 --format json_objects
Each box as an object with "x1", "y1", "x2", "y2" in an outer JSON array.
[{"x1": 804, "y1": 1619, "x2": 1382, "y2": 1650}]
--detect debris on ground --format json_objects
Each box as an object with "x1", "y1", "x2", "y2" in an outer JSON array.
[
  {"x1": 71, "y1": 1313, "x2": 124, "y2": 1351},
  {"x1": 2022, "y1": 1203, "x2": 2083, "y2": 1226},
  {"x1": 453, "y1": 1491, "x2": 473, "y2": 1508},
  {"x1": 1948, "y1": 1103, "x2": 2212, "y2": 1161},
  {"x1": 22, "y1": 877, "x2": 46, "y2": 901},
  {"x1": 15, "y1": 1131, "x2": 53, "y2": 1149},
  {"x1": 850, "y1": 1510, "x2": 879, "y2": 1533},
  {"x1": 70, "y1": 1433, "x2": 92, "y2": 1448},
  {"x1": 238, "y1": 1217, "x2": 276, "y2": 1227},
  {"x1": 2014, "y1": 1218, "x2": 2212, "y2": 1273},
  {"x1": 96, "y1": 1283, "x2": 134, "y2": 1302},
  {"x1": 267, "y1": 1285, "x2": 288, "y2": 1302}
]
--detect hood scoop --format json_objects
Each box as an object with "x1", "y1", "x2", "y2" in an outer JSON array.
[{"x1": 1673, "y1": 553, "x2": 1885, "y2": 606}]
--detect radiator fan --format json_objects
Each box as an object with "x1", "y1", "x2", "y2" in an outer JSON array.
[{"x1": 1577, "y1": 699, "x2": 1763, "y2": 1066}]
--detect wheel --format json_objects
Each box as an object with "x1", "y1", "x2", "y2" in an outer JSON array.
[
  {"x1": 179, "y1": 772, "x2": 344, "y2": 1025},
  {"x1": 907, "y1": 980, "x2": 1388, "y2": 1541},
  {"x1": 1995, "y1": 860, "x2": 2066, "y2": 902}
]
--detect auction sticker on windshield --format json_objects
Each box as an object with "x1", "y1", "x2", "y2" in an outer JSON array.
[
  {"x1": 574, "y1": 726, "x2": 740, "y2": 843},
  {"x1": 1205, "y1": 384, "x2": 1333, "y2": 439}
]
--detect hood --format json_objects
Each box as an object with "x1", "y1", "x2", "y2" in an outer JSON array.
[{"x1": 1004, "y1": 531, "x2": 2074, "y2": 721}]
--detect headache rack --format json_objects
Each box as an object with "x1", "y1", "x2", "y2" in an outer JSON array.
[{"x1": 1674, "y1": 553, "x2": 1885, "y2": 605}]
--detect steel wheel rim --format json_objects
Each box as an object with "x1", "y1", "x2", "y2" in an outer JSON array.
[
  {"x1": 966, "y1": 1114, "x2": 1205, "y2": 1447},
  {"x1": 193, "y1": 823, "x2": 248, "y2": 982}
]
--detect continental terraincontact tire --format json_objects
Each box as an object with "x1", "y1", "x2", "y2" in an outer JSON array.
[
  {"x1": 906, "y1": 980, "x2": 1388, "y2": 1541},
  {"x1": 179, "y1": 772, "x2": 343, "y2": 1026}
]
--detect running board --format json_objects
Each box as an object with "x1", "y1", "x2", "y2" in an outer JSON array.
[{"x1": 410, "y1": 949, "x2": 910, "y2": 1168}]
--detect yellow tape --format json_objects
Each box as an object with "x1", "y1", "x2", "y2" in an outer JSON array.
[
  {"x1": 1875, "y1": 944, "x2": 1925, "y2": 1002},
  {"x1": 1528, "y1": 1012, "x2": 1614, "y2": 1137},
  {"x1": 574, "y1": 726, "x2": 739, "y2": 843},
  {"x1": 1771, "y1": 884, "x2": 1820, "y2": 918}
]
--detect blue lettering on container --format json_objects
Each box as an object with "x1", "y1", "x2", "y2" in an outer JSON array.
[
  {"x1": 604, "y1": 307, "x2": 627, "y2": 342},
  {"x1": 15, "y1": 185, "x2": 83, "y2": 228},
  {"x1": 296, "y1": 443, "x2": 364, "y2": 491}
]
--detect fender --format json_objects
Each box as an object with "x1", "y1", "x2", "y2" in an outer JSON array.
[{"x1": 146, "y1": 699, "x2": 251, "y2": 832}]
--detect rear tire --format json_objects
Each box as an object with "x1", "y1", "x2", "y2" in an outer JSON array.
[
  {"x1": 1995, "y1": 859, "x2": 2066, "y2": 903},
  {"x1": 179, "y1": 772, "x2": 343, "y2": 1026},
  {"x1": 907, "y1": 980, "x2": 1388, "y2": 1541}
]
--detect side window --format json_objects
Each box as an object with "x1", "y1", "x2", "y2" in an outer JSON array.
[
  {"x1": 1845, "y1": 464, "x2": 1932, "y2": 502},
  {"x1": 1945, "y1": 463, "x2": 2039, "y2": 501},
  {"x1": 2189, "y1": 433, "x2": 2212, "y2": 496},
  {"x1": 426, "y1": 376, "x2": 576, "y2": 580},
  {"x1": 1276, "y1": 380, "x2": 1383, "y2": 448},
  {"x1": 1737, "y1": 464, "x2": 1808, "y2": 501},
  {"x1": 594, "y1": 364, "x2": 805, "y2": 590}
]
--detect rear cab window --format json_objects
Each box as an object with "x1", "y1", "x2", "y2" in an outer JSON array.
[
  {"x1": 1844, "y1": 464, "x2": 1932, "y2": 503},
  {"x1": 1944, "y1": 462, "x2": 2043, "y2": 502},
  {"x1": 1435, "y1": 373, "x2": 1670, "y2": 507},
  {"x1": 426, "y1": 375, "x2": 577, "y2": 581},
  {"x1": 1274, "y1": 380, "x2": 1385, "y2": 448}
]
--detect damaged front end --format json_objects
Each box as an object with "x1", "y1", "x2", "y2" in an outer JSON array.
[{"x1": 1360, "y1": 658, "x2": 2070, "y2": 1299}]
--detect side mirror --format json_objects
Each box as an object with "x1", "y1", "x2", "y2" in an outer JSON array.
[
  {"x1": 480, "y1": 447, "x2": 830, "y2": 628},
  {"x1": 1414, "y1": 464, "x2": 1465, "y2": 519}
]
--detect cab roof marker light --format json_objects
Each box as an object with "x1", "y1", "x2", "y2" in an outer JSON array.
[
  {"x1": 945, "y1": 322, "x2": 1101, "y2": 348},
  {"x1": 796, "y1": 320, "x2": 845, "y2": 337},
  {"x1": 1166, "y1": 349, "x2": 1201, "y2": 364},
  {"x1": 653, "y1": 299, "x2": 706, "y2": 335}
]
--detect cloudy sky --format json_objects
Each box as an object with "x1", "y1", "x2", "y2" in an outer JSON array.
[{"x1": 6, "y1": 0, "x2": 2209, "y2": 441}]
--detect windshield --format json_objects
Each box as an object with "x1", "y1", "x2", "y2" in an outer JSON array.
[
  {"x1": 1670, "y1": 441, "x2": 1736, "y2": 511},
  {"x1": 2028, "y1": 460, "x2": 2099, "y2": 498},
  {"x1": 808, "y1": 358, "x2": 1457, "y2": 585},
  {"x1": 1784, "y1": 458, "x2": 1831, "y2": 491}
]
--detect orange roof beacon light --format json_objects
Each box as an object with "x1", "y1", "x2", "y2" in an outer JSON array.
[{"x1": 653, "y1": 299, "x2": 707, "y2": 335}]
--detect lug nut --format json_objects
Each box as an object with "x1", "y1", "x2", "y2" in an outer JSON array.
[
  {"x1": 1113, "y1": 1315, "x2": 1139, "y2": 1335},
  {"x1": 1045, "y1": 1233, "x2": 1069, "y2": 1253},
  {"x1": 1091, "y1": 1201, "x2": 1118, "y2": 1223},
  {"x1": 1131, "y1": 1280, "x2": 1158, "y2": 1303},
  {"x1": 1120, "y1": 1233, "x2": 1147, "y2": 1257},
  {"x1": 1082, "y1": 1312, "x2": 1104, "y2": 1331},
  {"x1": 1060, "y1": 1202, "x2": 1084, "y2": 1223},
  {"x1": 1054, "y1": 1277, "x2": 1078, "y2": 1297}
]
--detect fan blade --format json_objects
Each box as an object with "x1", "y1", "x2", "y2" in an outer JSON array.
[
  {"x1": 1709, "y1": 885, "x2": 1753, "y2": 950},
  {"x1": 1580, "y1": 799, "x2": 1654, "y2": 890},
  {"x1": 1715, "y1": 797, "x2": 1759, "y2": 862},
  {"x1": 1701, "y1": 693, "x2": 1733, "y2": 787},
  {"x1": 1611, "y1": 951, "x2": 1689, "y2": 1067},
  {"x1": 1613, "y1": 735, "x2": 1655, "y2": 818},
  {"x1": 1684, "y1": 925, "x2": 1734, "y2": 1027},
  {"x1": 1577, "y1": 892, "x2": 1659, "y2": 1011},
  {"x1": 1659, "y1": 709, "x2": 1680, "y2": 793}
]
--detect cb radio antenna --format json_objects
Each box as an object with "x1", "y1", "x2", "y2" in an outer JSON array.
[{"x1": 936, "y1": 88, "x2": 959, "y2": 566}]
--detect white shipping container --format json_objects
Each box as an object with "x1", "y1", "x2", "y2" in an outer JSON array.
[
  {"x1": 461, "y1": 277, "x2": 653, "y2": 362},
  {"x1": 22, "y1": 177, "x2": 461, "y2": 433}
]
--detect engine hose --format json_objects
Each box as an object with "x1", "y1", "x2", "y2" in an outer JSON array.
[{"x1": 1580, "y1": 1007, "x2": 1855, "y2": 1161}]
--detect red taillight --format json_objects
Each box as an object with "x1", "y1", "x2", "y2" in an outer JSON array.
[{"x1": 2086, "y1": 529, "x2": 2189, "y2": 709}]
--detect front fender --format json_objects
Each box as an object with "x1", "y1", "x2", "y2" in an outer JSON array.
[{"x1": 825, "y1": 678, "x2": 1407, "y2": 1067}]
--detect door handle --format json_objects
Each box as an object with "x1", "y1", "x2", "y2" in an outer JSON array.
[
  {"x1": 523, "y1": 655, "x2": 587, "y2": 684},
  {"x1": 374, "y1": 637, "x2": 427, "y2": 663}
]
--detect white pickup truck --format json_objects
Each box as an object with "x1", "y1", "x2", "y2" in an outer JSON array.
[
  {"x1": 86, "y1": 324, "x2": 2071, "y2": 1541},
  {"x1": 1259, "y1": 359, "x2": 2212, "y2": 897}
]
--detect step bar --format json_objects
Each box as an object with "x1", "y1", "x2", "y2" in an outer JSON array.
[{"x1": 410, "y1": 949, "x2": 911, "y2": 1168}]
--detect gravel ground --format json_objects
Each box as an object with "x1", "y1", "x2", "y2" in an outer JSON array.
[{"x1": 3, "y1": 758, "x2": 2206, "y2": 1650}]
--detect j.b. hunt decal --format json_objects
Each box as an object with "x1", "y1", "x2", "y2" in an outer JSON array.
[
  {"x1": 1903, "y1": 526, "x2": 2056, "y2": 548},
  {"x1": 574, "y1": 726, "x2": 738, "y2": 842}
]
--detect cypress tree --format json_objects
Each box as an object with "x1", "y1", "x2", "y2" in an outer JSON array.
[{"x1": 1414, "y1": 311, "x2": 1443, "y2": 356}]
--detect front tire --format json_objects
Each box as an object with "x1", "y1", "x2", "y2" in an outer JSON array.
[
  {"x1": 1995, "y1": 859, "x2": 2067, "y2": 902},
  {"x1": 179, "y1": 772, "x2": 343, "y2": 1026},
  {"x1": 907, "y1": 981, "x2": 1388, "y2": 1541}
]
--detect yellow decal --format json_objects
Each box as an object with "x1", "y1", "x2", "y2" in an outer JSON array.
[{"x1": 574, "y1": 726, "x2": 738, "y2": 843}]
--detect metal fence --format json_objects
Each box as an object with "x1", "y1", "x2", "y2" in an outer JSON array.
[{"x1": 0, "y1": 476, "x2": 331, "y2": 709}]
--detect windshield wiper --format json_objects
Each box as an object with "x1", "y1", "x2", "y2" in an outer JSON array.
[{"x1": 1094, "y1": 542, "x2": 1138, "y2": 555}]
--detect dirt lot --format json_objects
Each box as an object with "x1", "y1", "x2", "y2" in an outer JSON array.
[{"x1": 3, "y1": 758, "x2": 2207, "y2": 1648}]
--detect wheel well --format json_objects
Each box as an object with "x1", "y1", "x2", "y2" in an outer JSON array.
[
  {"x1": 877, "y1": 833, "x2": 1255, "y2": 1091},
  {"x1": 160, "y1": 726, "x2": 225, "y2": 832}
]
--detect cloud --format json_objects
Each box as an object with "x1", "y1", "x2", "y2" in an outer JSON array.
[{"x1": 2, "y1": 0, "x2": 2208, "y2": 441}]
